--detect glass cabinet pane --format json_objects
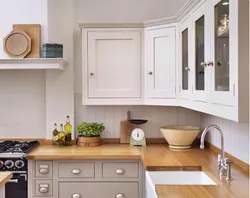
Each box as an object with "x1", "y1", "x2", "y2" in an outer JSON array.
[
  {"x1": 182, "y1": 29, "x2": 189, "y2": 90},
  {"x1": 195, "y1": 16, "x2": 205, "y2": 90},
  {"x1": 214, "y1": 0, "x2": 229, "y2": 91}
]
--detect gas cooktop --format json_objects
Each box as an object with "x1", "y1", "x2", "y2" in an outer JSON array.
[{"x1": 0, "y1": 141, "x2": 39, "y2": 156}]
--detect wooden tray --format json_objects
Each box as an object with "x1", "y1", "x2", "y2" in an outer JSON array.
[{"x1": 13, "y1": 24, "x2": 41, "y2": 58}]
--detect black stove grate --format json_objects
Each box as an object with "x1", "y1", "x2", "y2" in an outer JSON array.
[{"x1": 0, "y1": 141, "x2": 39, "y2": 154}]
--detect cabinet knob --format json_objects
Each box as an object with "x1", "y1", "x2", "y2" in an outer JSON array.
[
  {"x1": 90, "y1": 72, "x2": 94, "y2": 76},
  {"x1": 184, "y1": 67, "x2": 190, "y2": 71},
  {"x1": 207, "y1": 61, "x2": 214, "y2": 66},
  {"x1": 217, "y1": 61, "x2": 222, "y2": 66},
  {"x1": 39, "y1": 184, "x2": 49, "y2": 193},
  {"x1": 39, "y1": 168, "x2": 49, "y2": 174},
  {"x1": 116, "y1": 193, "x2": 126, "y2": 198},
  {"x1": 200, "y1": 62, "x2": 207, "y2": 67},
  {"x1": 116, "y1": 168, "x2": 125, "y2": 174},
  {"x1": 72, "y1": 193, "x2": 82, "y2": 198},
  {"x1": 72, "y1": 169, "x2": 82, "y2": 174},
  {"x1": 148, "y1": 71, "x2": 153, "y2": 75}
]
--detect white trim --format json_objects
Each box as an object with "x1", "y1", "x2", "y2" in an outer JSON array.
[
  {"x1": 0, "y1": 58, "x2": 67, "y2": 70},
  {"x1": 143, "y1": 0, "x2": 203, "y2": 27},
  {"x1": 79, "y1": 23, "x2": 144, "y2": 28}
]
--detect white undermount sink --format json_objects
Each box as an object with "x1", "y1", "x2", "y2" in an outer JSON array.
[{"x1": 145, "y1": 171, "x2": 217, "y2": 198}]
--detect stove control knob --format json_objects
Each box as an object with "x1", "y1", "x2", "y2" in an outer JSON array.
[
  {"x1": 15, "y1": 160, "x2": 25, "y2": 169},
  {"x1": 5, "y1": 160, "x2": 14, "y2": 169},
  {"x1": 0, "y1": 161, "x2": 4, "y2": 168}
]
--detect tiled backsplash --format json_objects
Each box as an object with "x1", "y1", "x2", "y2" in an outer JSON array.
[
  {"x1": 75, "y1": 94, "x2": 201, "y2": 138},
  {"x1": 201, "y1": 114, "x2": 249, "y2": 164}
]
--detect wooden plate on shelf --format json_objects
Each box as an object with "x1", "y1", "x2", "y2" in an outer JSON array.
[{"x1": 3, "y1": 30, "x2": 31, "y2": 58}]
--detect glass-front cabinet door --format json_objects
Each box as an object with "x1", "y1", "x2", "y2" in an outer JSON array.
[
  {"x1": 210, "y1": 0, "x2": 234, "y2": 106},
  {"x1": 180, "y1": 19, "x2": 192, "y2": 99},
  {"x1": 192, "y1": 2, "x2": 209, "y2": 102}
]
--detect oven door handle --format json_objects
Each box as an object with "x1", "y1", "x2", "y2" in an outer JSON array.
[{"x1": 7, "y1": 179, "x2": 18, "y2": 183}]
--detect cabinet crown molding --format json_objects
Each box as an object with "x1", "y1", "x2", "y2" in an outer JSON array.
[
  {"x1": 143, "y1": 0, "x2": 203, "y2": 27},
  {"x1": 79, "y1": 23, "x2": 144, "y2": 29}
]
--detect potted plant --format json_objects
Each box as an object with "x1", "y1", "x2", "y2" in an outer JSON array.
[{"x1": 77, "y1": 122, "x2": 105, "y2": 147}]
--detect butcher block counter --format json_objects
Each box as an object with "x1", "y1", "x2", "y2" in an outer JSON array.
[
  {"x1": 27, "y1": 144, "x2": 249, "y2": 198},
  {"x1": 0, "y1": 172, "x2": 12, "y2": 188},
  {"x1": 0, "y1": 172, "x2": 12, "y2": 197}
]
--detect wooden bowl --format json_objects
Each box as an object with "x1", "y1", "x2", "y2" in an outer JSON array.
[{"x1": 160, "y1": 125, "x2": 200, "y2": 149}]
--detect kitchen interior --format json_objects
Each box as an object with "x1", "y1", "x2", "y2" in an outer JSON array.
[{"x1": 0, "y1": 0, "x2": 249, "y2": 198}]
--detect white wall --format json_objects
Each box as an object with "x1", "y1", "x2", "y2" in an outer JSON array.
[
  {"x1": 0, "y1": 0, "x2": 48, "y2": 58},
  {"x1": 46, "y1": 0, "x2": 75, "y2": 139},
  {"x1": 0, "y1": 0, "x2": 75, "y2": 139},
  {"x1": 76, "y1": 0, "x2": 188, "y2": 23},
  {"x1": 201, "y1": 114, "x2": 249, "y2": 164},
  {"x1": 0, "y1": 70, "x2": 46, "y2": 138},
  {"x1": 0, "y1": 0, "x2": 48, "y2": 138}
]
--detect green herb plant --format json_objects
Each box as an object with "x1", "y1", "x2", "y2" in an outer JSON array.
[{"x1": 77, "y1": 122, "x2": 105, "y2": 137}]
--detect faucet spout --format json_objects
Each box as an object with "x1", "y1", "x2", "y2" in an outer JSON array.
[{"x1": 200, "y1": 124, "x2": 225, "y2": 159}]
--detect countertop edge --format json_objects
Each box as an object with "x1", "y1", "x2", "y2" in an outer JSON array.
[{"x1": 0, "y1": 172, "x2": 12, "y2": 188}]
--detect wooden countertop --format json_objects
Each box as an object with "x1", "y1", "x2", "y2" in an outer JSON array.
[
  {"x1": 0, "y1": 172, "x2": 12, "y2": 188},
  {"x1": 27, "y1": 144, "x2": 249, "y2": 198}
]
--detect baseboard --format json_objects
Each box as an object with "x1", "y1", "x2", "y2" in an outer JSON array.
[{"x1": 205, "y1": 141, "x2": 249, "y2": 173}]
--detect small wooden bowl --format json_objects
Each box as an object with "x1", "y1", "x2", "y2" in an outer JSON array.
[{"x1": 77, "y1": 136, "x2": 101, "y2": 147}]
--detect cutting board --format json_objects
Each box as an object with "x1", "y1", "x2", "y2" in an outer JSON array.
[
  {"x1": 120, "y1": 111, "x2": 134, "y2": 144},
  {"x1": 13, "y1": 24, "x2": 41, "y2": 58}
]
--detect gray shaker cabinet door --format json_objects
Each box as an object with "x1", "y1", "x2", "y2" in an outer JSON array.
[{"x1": 59, "y1": 182, "x2": 138, "y2": 198}]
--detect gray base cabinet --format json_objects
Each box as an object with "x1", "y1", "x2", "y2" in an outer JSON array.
[{"x1": 28, "y1": 160, "x2": 144, "y2": 198}]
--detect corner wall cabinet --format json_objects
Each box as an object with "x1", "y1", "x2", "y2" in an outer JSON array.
[
  {"x1": 145, "y1": 24, "x2": 177, "y2": 105},
  {"x1": 79, "y1": 0, "x2": 249, "y2": 122},
  {"x1": 81, "y1": 25, "x2": 144, "y2": 105},
  {"x1": 28, "y1": 160, "x2": 144, "y2": 198}
]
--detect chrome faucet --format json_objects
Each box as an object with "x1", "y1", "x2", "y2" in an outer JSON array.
[{"x1": 200, "y1": 124, "x2": 233, "y2": 180}]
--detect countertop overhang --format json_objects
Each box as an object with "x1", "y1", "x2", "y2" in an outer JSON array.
[{"x1": 0, "y1": 172, "x2": 12, "y2": 188}]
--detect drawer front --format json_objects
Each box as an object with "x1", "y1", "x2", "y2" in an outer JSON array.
[
  {"x1": 35, "y1": 179, "x2": 53, "y2": 197},
  {"x1": 58, "y1": 162, "x2": 94, "y2": 178},
  {"x1": 59, "y1": 182, "x2": 138, "y2": 198},
  {"x1": 102, "y1": 162, "x2": 139, "y2": 178},
  {"x1": 35, "y1": 161, "x2": 53, "y2": 178}
]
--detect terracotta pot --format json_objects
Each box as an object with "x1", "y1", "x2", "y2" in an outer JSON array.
[{"x1": 77, "y1": 136, "x2": 101, "y2": 147}]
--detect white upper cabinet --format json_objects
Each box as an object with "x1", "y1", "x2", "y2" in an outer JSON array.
[
  {"x1": 82, "y1": 26, "x2": 143, "y2": 105},
  {"x1": 191, "y1": 2, "x2": 210, "y2": 102},
  {"x1": 145, "y1": 25, "x2": 176, "y2": 100},
  {"x1": 209, "y1": 0, "x2": 234, "y2": 106},
  {"x1": 179, "y1": 0, "x2": 249, "y2": 122},
  {"x1": 179, "y1": 19, "x2": 193, "y2": 100}
]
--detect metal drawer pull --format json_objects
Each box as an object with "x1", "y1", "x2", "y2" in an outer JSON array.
[
  {"x1": 116, "y1": 193, "x2": 126, "y2": 198},
  {"x1": 8, "y1": 179, "x2": 18, "y2": 183},
  {"x1": 72, "y1": 169, "x2": 82, "y2": 174},
  {"x1": 116, "y1": 169, "x2": 125, "y2": 174},
  {"x1": 72, "y1": 193, "x2": 82, "y2": 198},
  {"x1": 39, "y1": 184, "x2": 49, "y2": 193},
  {"x1": 39, "y1": 168, "x2": 49, "y2": 174}
]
